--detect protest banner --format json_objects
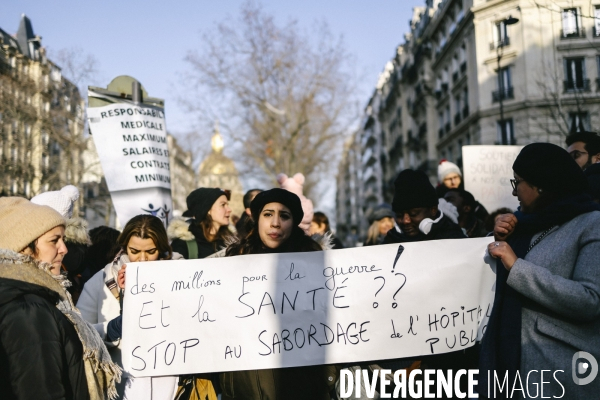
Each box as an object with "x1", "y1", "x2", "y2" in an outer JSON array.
[
  {"x1": 462, "y1": 145, "x2": 523, "y2": 213},
  {"x1": 87, "y1": 77, "x2": 172, "y2": 227},
  {"x1": 121, "y1": 237, "x2": 496, "y2": 377}
]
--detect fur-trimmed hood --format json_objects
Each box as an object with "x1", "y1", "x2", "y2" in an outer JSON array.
[
  {"x1": 65, "y1": 217, "x2": 91, "y2": 246},
  {"x1": 167, "y1": 217, "x2": 195, "y2": 241}
]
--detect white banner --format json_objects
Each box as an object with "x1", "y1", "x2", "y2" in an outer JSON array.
[
  {"x1": 462, "y1": 145, "x2": 523, "y2": 213},
  {"x1": 122, "y1": 238, "x2": 496, "y2": 377},
  {"x1": 87, "y1": 100, "x2": 173, "y2": 226}
]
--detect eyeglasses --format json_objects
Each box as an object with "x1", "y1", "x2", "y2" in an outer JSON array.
[
  {"x1": 510, "y1": 178, "x2": 524, "y2": 190},
  {"x1": 569, "y1": 150, "x2": 588, "y2": 160}
]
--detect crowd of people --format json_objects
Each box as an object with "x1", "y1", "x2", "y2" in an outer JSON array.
[{"x1": 1, "y1": 133, "x2": 600, "y2": 399}]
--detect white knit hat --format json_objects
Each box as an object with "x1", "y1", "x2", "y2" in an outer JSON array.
[
  {"x1": 437, "y1": 159, "x2": 462, "y2": 183},
  {"x1": 31, "y1": 185, "x2": 80, "y2": 219}
]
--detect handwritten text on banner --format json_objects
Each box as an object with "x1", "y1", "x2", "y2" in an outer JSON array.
[{"x1": 122, "y1": 238, "x2": 496, "y2": 377}]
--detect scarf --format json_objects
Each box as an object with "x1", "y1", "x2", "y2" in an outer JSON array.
[
  {"x1": 480, "y1": 193, "x2": 600, "y2": 398},
  {"x1": 0, "y1": 249, "x2": 122, "y2": 400}
]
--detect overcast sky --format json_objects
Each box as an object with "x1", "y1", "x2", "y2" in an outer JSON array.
[{"x1": 2, "y1": 0, "x2": 417, "y2": 211}]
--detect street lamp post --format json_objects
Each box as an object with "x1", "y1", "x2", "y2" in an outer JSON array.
[{"x1": 497, "y1": 16, "x2": 519, "y2": 145}]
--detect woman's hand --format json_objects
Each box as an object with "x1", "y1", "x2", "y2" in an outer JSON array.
[
  {"x1": 493, "y1": 213, "x2": 518, "y2": 241},
  {"x1": 488, "y1": 241, "x2": 518, "y2": 270},
  {"x1": 117, "y1": 264, "x2": 127, "y2": 290}
]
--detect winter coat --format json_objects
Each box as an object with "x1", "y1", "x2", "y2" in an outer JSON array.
[
  {"x1": 169, "y1": 218, "x2": 225, "y2": 259},
  {"x1": 0, "y1": 264, "x2": 89, "y2": 399},
  {"x1": 77, "y1": 253, "x2": 182, "y2": 400},
  {"x1": 0, "y1": 249, "x2": 121, "y2": 400},
  {"x1": 480, "y1": 211, "x2": 600, "y2": 399},
  {"x1": 383, "y1": 213, "x2": 466, "y2": 244}
]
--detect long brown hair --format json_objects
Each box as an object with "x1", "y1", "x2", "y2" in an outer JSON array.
[
  {"x1": 196, "y1": 213, "x2": 235, "y2": 243},
  {"x1": 118, "y1": 215, "x2": 172, "y2": 260}
]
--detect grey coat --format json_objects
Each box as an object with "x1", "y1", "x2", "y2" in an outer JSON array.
[{"x1": 506, "y1": 211, "x2": 600, "y2": 399}]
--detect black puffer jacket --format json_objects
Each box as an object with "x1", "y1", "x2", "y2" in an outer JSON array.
[{"x1": 0, "y1": 277, "x2": 89, "y2": 400}]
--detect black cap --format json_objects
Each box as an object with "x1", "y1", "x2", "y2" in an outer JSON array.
[
  {"x1": 182, "y1": 188, "x2": 231, "y2": 220},
  {"x1": 250, "y1": 188, "x2": 304, "y2": 226},
  {"x1": 513, "y1": 143, "x2": 587, "y2": 196},
  {"x1": 392, "y1": 169, "x2": 438, "y2": 212}
]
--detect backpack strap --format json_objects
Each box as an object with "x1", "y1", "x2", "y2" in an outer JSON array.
[{"x1": 186, "y1": 239, "x2": 199, "y2": 259}]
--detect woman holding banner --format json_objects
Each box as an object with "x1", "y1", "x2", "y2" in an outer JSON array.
[
  {"x1": 481, "y1": 143, "x2": 600, "y2": 399},
  {"x1": 0, "y1": 197, "x2": 121, "y2": 400},
  {"x1": 78, "y1": 214, "x2": 181, "y2": 399},
  {"x1": 220, "y1": 188, "x2": 337, "y2": 400}
]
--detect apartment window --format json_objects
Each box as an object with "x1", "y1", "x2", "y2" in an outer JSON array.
[
  {"x1": 11, "y1": 146, "x2": 17, "y2": 163},
  {"x1": 562, "y1": 8, "x2": 583, "y2": 38},
  {"x1": 497, "y1": 119, "x2": 515, "y2": 145},
  {"x1": 439, "y1": 113, "x2": 445, "y2": 138},
  {"x1": 463, "y1": 88, "x2": 469, "y2": 117},
  {"x1": 493, "y1": 67, "x2": 514, "y2": 102},
  {"x1": 494, "y1": 20, "x2": 510, "y2": 47},
  {"x1": 569, "y1": 112, "x2": 590, "y2": 132},
  {"x1": 564, "y1": 58, "x2": 589, "y2": 91},
  {"x1": 595, "y1": 6, "x2": 600, "y2": 36}
]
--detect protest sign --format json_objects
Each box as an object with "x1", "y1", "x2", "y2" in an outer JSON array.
[
  {"x1": 87, "y1": 97, "x2": 172, "y2": 227},
  {"x1": 462, "y1": 145, "x2": 523, "y2": 212},
  {"x1": 121, "y1": 237, "x2": 496, "y2": 377}
]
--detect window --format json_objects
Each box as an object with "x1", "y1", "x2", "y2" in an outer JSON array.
[
  {"x1": 493, "y1": 67, "x2": 513, "y2": 102},
  {"x1": 494, "y1": 20, "x2": 509, "y2": 47},
  {"x1": 562, "y1": 8, "x2": 583, "y2": 37},
  {"x1": 564, "y1": 58, "x2": 588, "y2": 91},
  {"x1": 497, "y1": 119, "x2": 515, "y2": 145},
  {"x1": 595, "y1": 6, "x2": 600, "y2": 36},
  {"x1": 466, "y1": 133, "x2": 471, "y2": 145},
  {"x1": 569, "y1": 112, "x2": 590, "y2": 132}
]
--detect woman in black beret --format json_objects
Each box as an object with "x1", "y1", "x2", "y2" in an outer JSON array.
[
  {"x1": 170, "y1": 188, "x2": 236, "y2": 259},
  {"x1": 480, "y1": 143, "x2": 600, "y2": 399},
  {"x1": 220, "y1": 188, "x2": 336, "y2": 400}
]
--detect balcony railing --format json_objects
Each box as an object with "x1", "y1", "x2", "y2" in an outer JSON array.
[
  {"x1": 492, "y1": 87, "x2": 514, "y2": 102},
  {"x1": 489, "y1": 37, "x2": 510, "y2": 50},
  {"x1": 462, "y1": 105, "x2": 469, "y2": 119},
  {"x1": 561, "y1": 28, "x2": 586, "y2": 39},
  {"x1": 454, "y1": 113, "x2": 461, "y2": 126},
  {"x1": 563, "y1": 79, "x2": 591, "y2": 92}
]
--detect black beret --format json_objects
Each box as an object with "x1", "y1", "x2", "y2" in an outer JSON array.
[
  {"x1": 513, "y1": 143, "x2": 587, "y2": 196},
  {"x1": 392, "y1": 169, "x2": 438, "y2": 212},
  {"x1": 250, "y1": 188, "x2": 304, "y2": 226},
  {"x1": 182, "y1": 188, "x2": 230, "y2": 220}
]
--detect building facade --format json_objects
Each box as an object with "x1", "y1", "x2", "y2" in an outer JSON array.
[
  {"x1": 168, "y1": 134, "x2": 195, "y2": 214},
  {"x1": 337, "y1": 0, "x2": 600, "y2": 244},
  {"x1": 0, "y1": 15, "x2": 85, "y2": 201}
]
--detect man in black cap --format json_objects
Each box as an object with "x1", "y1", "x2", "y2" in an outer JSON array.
[{"x1": 384, "y1": 169, "x2": 465, "y2": 244}]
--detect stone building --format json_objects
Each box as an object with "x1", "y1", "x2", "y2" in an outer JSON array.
[
  {"x1": 337, "y1": 0, "x2": 600, "y2": 243},
  {"x1": 0, "y1": 15, "x2": 84, "y2": 201},
  {"x1": 168, "y1": 134, "x2": 195, "y2": 214},
  {"x1": 197, "y1": 123, "x2": 244, "y2": 217}
]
